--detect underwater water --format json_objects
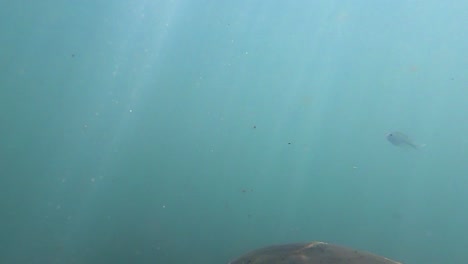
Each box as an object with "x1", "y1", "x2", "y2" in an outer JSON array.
[{"x1": 0, "y1": 0, "x2": 467, "y2": 263}]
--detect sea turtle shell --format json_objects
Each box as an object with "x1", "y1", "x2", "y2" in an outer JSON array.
[{"x1": 228, "y1": 241, "x2": 401, "y2": 264}]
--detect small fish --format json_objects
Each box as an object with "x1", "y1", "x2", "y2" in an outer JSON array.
[{"x1": 386, "y1": 131, "x2": 423, "y2": 149}]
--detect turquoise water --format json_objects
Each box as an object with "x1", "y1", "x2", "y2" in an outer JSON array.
[{"x1": 1, "y1": 1, "x2": 467, "y2": 263}]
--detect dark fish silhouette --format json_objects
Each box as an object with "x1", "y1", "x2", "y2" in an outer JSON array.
[{"x1": 386, "y1": 131, "x2": 423, "y2": 149}]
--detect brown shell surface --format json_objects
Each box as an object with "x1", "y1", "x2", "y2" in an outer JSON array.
[{"x1": 228, "y1": 241, "x2": 402, "y2": 264}]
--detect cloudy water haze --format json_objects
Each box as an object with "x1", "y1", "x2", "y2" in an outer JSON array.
[{"x1": 0, "y1": 1, "x2": 467, "y2": 263}]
